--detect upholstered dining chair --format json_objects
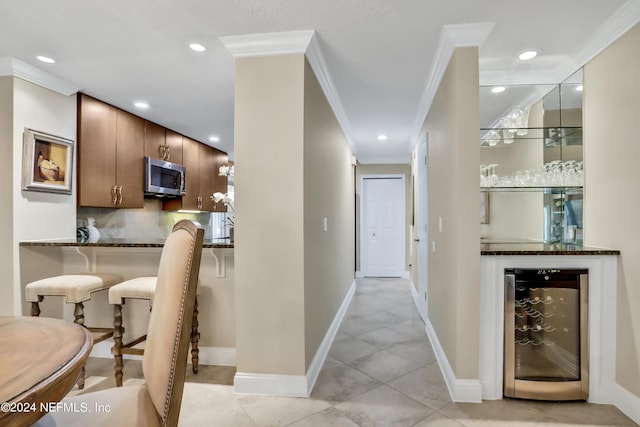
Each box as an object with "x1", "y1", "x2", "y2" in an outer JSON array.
[{"x1": 34, "y1": 219, "x2": 204, "y2": 427}]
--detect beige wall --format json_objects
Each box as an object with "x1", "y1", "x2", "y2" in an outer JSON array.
[
  {"x1": 583, "y1": 23, "x2": 640, "y2": 398},
  {"x1": 2, "y1": 77, "x2": 76, "y2": 315},
  {"x1": 303, "y1": 59, "x2": 355, "y2": 368},
  {"x1": 0, "y1": 76, "x2": 14, "y2": 315},
  {"x1": 417, "y1": 47, "x2": 480, "y2": 379},
  {"x1": 355, "y1": 163, "x2": 411, "y2": 274},
  {"x1": 234, "y1": 53, "x2": 307, "y2": 375},
  {"x1": 234, "y1": 53, "x2": 355, "y2": 376}
]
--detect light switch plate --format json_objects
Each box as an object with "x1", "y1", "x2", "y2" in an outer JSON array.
[{"x1": 323, "y1": 217, "x2": 328, "y2": 232}]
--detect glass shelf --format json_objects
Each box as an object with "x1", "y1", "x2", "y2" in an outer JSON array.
[
  {"x1": 480, "y1": 127, "x2": 582, "y2": 146},
  {"x1": 481, "y1": 186, "x2": 583, "y2": 194}
]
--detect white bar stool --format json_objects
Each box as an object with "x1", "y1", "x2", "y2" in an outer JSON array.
[
  {"x1": 25, "y1": 273, "x2": 124, "y2": 389},
  {"x1": 108, "y1": 276, "x2": 201, "y2": 386}
]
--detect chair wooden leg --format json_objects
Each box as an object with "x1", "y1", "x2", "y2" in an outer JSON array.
[
  {"x1": 73, "y1": 302, "x2": 86, "y2": 390},
  {"x1": 191, "y1": 296, "x2": 200, "y2": 374},
  {"x1": 30, "y1": 296, "x2": 43, "y2": 317},
  {"x1": 112, "y1": 303, "x2": 125, "y2": 387}
]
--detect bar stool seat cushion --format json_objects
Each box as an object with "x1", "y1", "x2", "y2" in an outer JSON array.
[
  {"x1": 109, "y1": 276, "x2": 157, "y2": 305},
  {"x1": 26, "y1": 273, "x2": 124, "y2": 304}
]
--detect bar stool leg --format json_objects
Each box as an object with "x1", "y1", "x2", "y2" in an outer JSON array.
[
  {"x1": 191, "y1": 296, "x2": 200, "y2": 374},
  {"x1": 73, "y1": 302, "x2": 86, "y2": 390},
  {"x1": 112, "y1": 303, "x2": 125, "y2": 387},
  {"x1": 30, "y1": 296, "x2": 43, "y2": 317}
]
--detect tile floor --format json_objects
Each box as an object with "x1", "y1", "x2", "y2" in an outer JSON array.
[{"x1": 77, "y1": 278, "x2": 637, "y2": 426}]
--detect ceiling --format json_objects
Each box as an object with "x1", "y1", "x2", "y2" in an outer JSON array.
[{"x1": 0, "y1": 0, "x2": 638, "y2": 163}]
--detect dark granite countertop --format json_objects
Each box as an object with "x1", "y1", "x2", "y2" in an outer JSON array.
[
  {"x1": 481, "y1": 241, "x2": 619, "y2": 255},
  {"x1": 19, "y1": 238, "x2": 234, "y2": 249}
]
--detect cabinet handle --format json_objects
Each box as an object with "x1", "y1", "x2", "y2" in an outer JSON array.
[
  {"x1": 198, "y1": 195, "x2": 202, "y2": 210},
  {"x1": 159, "y1": 145, "x2": 166, "y2": 160},
  {"x1": 117, "y1": 186, "x2": 123, "y2": 205},
  {"x1": 111, "y1": 185, "x2": 118, "y2": 205},
  {"x1": 166, "y1": 146, "x2": 170, "y2": 161}
]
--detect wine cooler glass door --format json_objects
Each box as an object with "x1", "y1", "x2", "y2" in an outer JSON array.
[{"x1": 504, "y1": 269, "x2": 588, "y2": 400}]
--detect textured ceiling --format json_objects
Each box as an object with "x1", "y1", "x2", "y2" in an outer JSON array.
[{"x1": 0, "y1": 0, "x2": 636, "y2": 163}]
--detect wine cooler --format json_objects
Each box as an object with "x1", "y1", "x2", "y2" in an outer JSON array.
[{"x1": 504, "y1": 268, "x2": 588, "y2": 400}]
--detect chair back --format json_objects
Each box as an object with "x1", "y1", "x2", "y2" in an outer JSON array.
[{"x1": 142, "y1": 220, "x2": 204, "y2": 427}]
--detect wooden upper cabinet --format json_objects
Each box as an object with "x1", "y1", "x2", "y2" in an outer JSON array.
[
  {"x1": 115, "y1": 110, "x2": 144, "y2": 208},
  {"x1": 164, "y1": 130, "x2": 183, "y2": 165},
  {"x1": 163, "y1": 140, "x2": 227, "y2": 212},
  {"x1": 143, "y1": 121, "x2": 166, "y2": 160},
  {"x1": 144, "y1": 122, "x2": 183, "y2": 165},
  {"x1": 77, "y1": 94, "x2": 144, "y2": 208}
]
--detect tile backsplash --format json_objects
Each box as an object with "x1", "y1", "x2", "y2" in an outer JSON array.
[{"x1": 77, "y1": 199, "x2": 231, "y2": 241}]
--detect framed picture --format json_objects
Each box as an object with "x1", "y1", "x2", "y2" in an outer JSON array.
[
  {"x1": 22, "y1": 128, "x2": 74, "y2": 194},
  {"x1": 480, "y1": 191, "x2": 490, "y2": 224}
]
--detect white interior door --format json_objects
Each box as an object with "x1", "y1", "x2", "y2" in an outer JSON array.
[
  {"x1": 416, "y1": 137, "x2": 429, "y2": 320},
  {"x1": 362, "y1": 176, "x2": 405, "y2": 277}
]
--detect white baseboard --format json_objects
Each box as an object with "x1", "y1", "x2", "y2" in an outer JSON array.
[
  {"x1": 612, "y1": 383, "x2": 640, "y2": 425},
  {"x1": 409, "y1": 280, "x2": 427, "y2": 324},
  {"x1": 402, "y1": 271, "x2": 410, "y2": 279},
  {"x1": 90, "y1": 339, "x2": 236, "y2": 366},
  {"x1": 424, "y1": 318, "x2": 483, "y2": 403},
  {"x1": 234, "y1": 280, "x2": 357, "y2": 397},
  {"x1": 355, "y1": 271, "x2": 363, "y2": 278}
]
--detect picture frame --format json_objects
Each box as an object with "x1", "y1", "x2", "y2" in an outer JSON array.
[
  {"x1": 22, "y1": 128, "x2": 74, "y2": 194},
  {"x1": 480, "y1": 191, "x2": 490, "y2": 224}
]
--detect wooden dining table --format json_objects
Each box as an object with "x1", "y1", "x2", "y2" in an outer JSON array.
[{"x1": 0, "y1": 316, "x2": 92, "y2": 427}]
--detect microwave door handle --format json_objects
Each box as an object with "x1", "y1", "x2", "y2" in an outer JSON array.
[{"x1": 178, "y1": 171, "x2": 185, "y2": 194}]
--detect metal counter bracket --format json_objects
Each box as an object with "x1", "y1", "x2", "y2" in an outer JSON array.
[{"x1": 207, "y1": 248, "x2": 234, "y2": 278}]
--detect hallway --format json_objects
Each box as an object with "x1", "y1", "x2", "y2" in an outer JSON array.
[{"x1": 80, "y1": 278, "x2": 636, "y2": 426}]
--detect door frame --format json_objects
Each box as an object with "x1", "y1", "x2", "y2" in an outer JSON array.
[
  {"x1": 416, "y1": 136, "x2": 429, "y2": 321},
  {"x1": 358, "y1": 174, "x2": 407, "y2": 278}
]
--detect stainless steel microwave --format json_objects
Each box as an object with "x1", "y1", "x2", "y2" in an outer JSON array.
[{"x1": 144, "y1": 156, "x2": 185, "y2": 197}]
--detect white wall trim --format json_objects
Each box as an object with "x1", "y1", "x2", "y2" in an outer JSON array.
[
  {"x1": 305, "y1": 280, "x2": 356, "y2": 395},
  {"x1": 355, "y1": 271, "x2": 364, "y2": 279},
  {"x1": 425, "y1": 317, "x2": 483, "y2": 403},
  {"x1": 233, "y1": 280, "x2": 356, "y2": 397},
  {"x1": 409, "y1": 280, "x2": 427, "y2": 324},
  {"x1": 479, "y1": 255, "x2": 618, "y2": 403},
  {"x1": 0, "y1": 57, "x2": 79, "y2": 96},
  {"x1": 90, "y1": 340, "x2": 236, "y2": 366},
  {"x1": 611, "y1": 383, "x2": 640, "y2": 425},
  {"x1": 408, "y1": 22, "x2": 494, "y2": 152},
  {"x1": 219, "y1": 30, "x2": 357, "y2": 164},
  {"x1": 305, "y1": 34, "x2": 357, "y2": 156},
  {"x1": 219, "y1": 30, "x2": 315, "y2": 58},
  {"x1": 555, "y1": 0, "x2": 640, "y2": 81},
  {"x1": 481, "y1": 1, "x2": 640, "y2": 86}
]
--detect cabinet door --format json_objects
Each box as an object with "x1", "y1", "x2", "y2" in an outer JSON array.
[
  {"x1": 182, "y1": 137, "x2": 201, "y2": 210},
  {"x1": 144, "y1": 121, "x2": 166, "y2": 160},
  {"x1": 77, "y1": 94, "x2": 117, "y2": 207},
  {"x1": 115, "y1": 110, "x2": 144, "y2": 208},
  {"x1": 165, "y1": 129, "x2": 183, "y2": 165}
]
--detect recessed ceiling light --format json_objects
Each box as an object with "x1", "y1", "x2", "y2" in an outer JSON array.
[
  {"x1": 576, "y1": 85, "x2": 584, "y2": 92},
  {"x1": 518, "y1": 50, "x2": 538, "y2": 61},
  {"x1": 37, "y1": 55, "x2": 55, "y2": 64},
  {"x1": 189, "y1": 43, "x2": 206, "y2": 52},
  {"x1": 491, "y1": 86, "x2": 506, "y2": 94},
  {"x1": 209, "y1": 135, "x2": 220, "y2": 142},
  {"x1": 377, "y1": 134, "x2": 388, "y2": 141},
  {"x1": 134, "y1": 101, "x2": 149, "y2": 109}
]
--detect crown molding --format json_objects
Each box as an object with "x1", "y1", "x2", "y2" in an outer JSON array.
[
  {"x1": 555, "y1": 0, "x2": 640, "y2": 80},
  {"x1": 305, "y1": 32, "x2": 357, "y2": 155},
  {"x1": 219, "y1": 30, "x2": 315, "y2": 58},
  {"x1": 0, "y1": 57, "x2": 79, "y2": 96},
  {"x1": 408, "y1": 22, "x2": 495, "y2": 152},
  {"x1": 220, "y1": 30, "x2": 358, "y2": 157}
]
